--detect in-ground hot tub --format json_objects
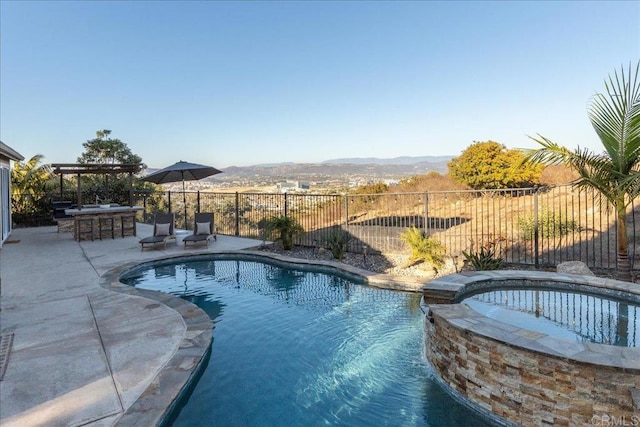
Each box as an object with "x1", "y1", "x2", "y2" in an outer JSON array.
[{"x1": 422, "y1": 270, "x2": 640, "y2": 426}]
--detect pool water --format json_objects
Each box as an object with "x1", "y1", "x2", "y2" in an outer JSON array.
[
  {"x1": 121, "y1": 258, "x2": 493, "y2": 426},
  {"x1": 463, "y1": 288, "x2": 640, "y2": 347}
]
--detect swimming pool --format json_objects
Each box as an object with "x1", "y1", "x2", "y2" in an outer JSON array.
[{"x1": 120, "y1": 257, "x2": 494, "y2": 426}]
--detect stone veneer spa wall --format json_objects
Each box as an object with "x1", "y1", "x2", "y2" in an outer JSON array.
[{"x1": 422, "y1": 270, "x2": 640, "y2": 426}]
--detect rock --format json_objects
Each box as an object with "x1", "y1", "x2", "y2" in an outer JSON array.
[{"x1": 557, "y1": 261, "x2": 594, "y2": 276}]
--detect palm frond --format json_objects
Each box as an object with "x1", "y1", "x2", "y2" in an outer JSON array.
[
  {"x1": 588, "y1": 61, "x2": 640, "y2": 173},
  {"x1": 526, "y1": 135, "x2": 605, "y2": 172},
  {"x1": 621, "y1": 169, "x2": 640, "y2": 200},
  {"x1": 523, "y1": 135, "x2": 574, "y2": 165}
]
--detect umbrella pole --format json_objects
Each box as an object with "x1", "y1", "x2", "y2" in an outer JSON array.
[{"x1": 182, "y1": 178, "x2": 187, "y2": 230}]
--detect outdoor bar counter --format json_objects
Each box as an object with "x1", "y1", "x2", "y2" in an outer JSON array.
[{"x1": 65, "y1": 205, "x2": 143, "y2": 241}]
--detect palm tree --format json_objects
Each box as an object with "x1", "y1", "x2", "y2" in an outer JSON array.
[
  {"x1": 525, "y1": 61, "x2": 640, "y2": 281},
  {"x1": 11, "y1": 154, "x2": 54, "y2": 215}
]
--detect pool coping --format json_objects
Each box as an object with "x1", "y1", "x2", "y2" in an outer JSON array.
[
  {"x1": 98, "y1": 249, "x2": 430, "y2": 425},
  {"x1": 100, "y1": 261, "x2": 213, "y2": 426}
]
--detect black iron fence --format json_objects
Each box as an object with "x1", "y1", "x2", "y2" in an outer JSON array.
[{"x1": 18, "y1": 184, "x2": 640, "y2": 271}]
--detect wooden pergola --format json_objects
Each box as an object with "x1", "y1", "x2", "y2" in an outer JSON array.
[{"x1": 51, "y1": 163, "x2": 143, "y2": 207}]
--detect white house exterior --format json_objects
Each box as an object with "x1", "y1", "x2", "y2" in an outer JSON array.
[{"x1": 0, "y1": 141, "x2": 24, "y2": 249}]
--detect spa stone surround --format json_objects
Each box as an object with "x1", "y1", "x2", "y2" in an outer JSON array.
[{"x1": 422, "y1": 270, "x2": 640, "y2": 426}]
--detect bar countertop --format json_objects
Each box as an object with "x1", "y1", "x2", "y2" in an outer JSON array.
[{"x1": 65, "y1": 205, "x2": 144, "y2": 215}]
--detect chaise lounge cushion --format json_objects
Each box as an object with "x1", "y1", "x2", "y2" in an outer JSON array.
[
  {"x1": 196, "y1": 222, "x2": 210, "y2": 235},
  {"x1": 155, "y1": 223, "x2": 171, "y2": 236}
]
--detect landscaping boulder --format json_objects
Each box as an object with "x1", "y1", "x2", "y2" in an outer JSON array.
[{"x1": 557, "y1": 261, "x2": 594, "y2": 276}]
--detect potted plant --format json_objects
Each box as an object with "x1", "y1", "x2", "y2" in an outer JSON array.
[{"x1": 265, "y1": 216, "x2": 304, "y2": 250}]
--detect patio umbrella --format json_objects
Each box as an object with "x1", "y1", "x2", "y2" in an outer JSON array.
[{"x1": 139, "y1": 160, "x2": 222, "y2": 228}]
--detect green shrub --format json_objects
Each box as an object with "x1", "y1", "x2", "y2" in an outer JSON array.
[
  {"x1": 265, "y1": 216, "x2": 304, "y2": 250},
  {"x1": 462, "y1": 246, "x2": 503, "y2": 270},
  {"x1": 400, "y1": 227, "x2": 446, "y2": 272},
  {"x1": 325, "y1": 230, "x2": 349, "y2": 259},
  {"x1": 517, "y1": 210, "x2": 582, "y2": 240}
]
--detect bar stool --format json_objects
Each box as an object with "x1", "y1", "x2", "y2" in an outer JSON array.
[
  {"x1": 76, "y1": 217, "x2": 94, "y2": 241},
  {"x1": 98, "y1": 216, "x2": 115, "y2": 240},
  {"x1": 120, "y1": 213, "x2": 137, "y2": 237}
]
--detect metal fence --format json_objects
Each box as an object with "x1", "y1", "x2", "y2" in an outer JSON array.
[{"x1": 33, "y1": 184, "x2": 640, "y2": 271}]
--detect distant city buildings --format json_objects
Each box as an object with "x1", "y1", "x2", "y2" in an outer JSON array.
[
  {"x1": 348, "y1": 178, "x2": 399, "y2": 188},
  {"x1": 276, "y1": 181, "x2": 310, "y2": 193},
  {"x1": 160, "y1": 171, "x2": 406, "y2": 193}
]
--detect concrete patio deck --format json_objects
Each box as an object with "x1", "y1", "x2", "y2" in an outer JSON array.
[{"x1": 0, "y1": 225, "x2": 264, "y2": 426}]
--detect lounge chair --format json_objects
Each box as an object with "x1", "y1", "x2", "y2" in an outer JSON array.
[
  {"x1": 140, "y1": 213, "x2": 176, "y2": 250},
  {"x1": 184, "y1": 212, "x2": 217, "y2": 248}
]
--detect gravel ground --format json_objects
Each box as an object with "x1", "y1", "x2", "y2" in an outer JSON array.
[
  {"x1": 258, "y1": 244, "x2": 454, "y2": 279},
  {"x1": 257, "y1": 243, "x2": 624, "y2": 281}
]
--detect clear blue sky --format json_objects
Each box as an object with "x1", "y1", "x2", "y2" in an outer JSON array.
[{"x1": 1, "y1": 1, "x2": 638, "y2": 169}]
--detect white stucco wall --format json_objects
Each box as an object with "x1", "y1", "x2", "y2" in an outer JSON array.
[
  {"x1": 1, "y1": 142, "x2": 24, "y2": 249},
  {"x1": 1, "y1": 156, "x2": 12, "y2": 248}
]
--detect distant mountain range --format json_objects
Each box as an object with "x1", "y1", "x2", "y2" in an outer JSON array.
[
  {"x1": 248, "y1": 156, "x2": 453, "y2": 168},
  {"x1": 320, "y1": 156, "x2": 454, "y2": 165},
  {"x1": 144, "y1": 156, "x2": 456, "y2": 185},
  {"x1": 211, "y1": 156, "x2": 455, "y2": 183}
]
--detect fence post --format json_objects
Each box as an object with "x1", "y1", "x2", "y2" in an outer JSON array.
[
  {"x1": 534, "y1": 186, "x2": 540, "y2": 268},
  {"x1": 128, "y1": 172, "x2": 133, "y2": 207},
  {"x1": 143, "y1": 193, "x2": 148, "y2": 222},
  {"x1": 632, "y1": 198, "x2": 637, "y2": 271},
  {"x1": 76, "y1": 173, "x2": 82, "y2": 207},
  {"x1": 235, "y1": 192, "x2": 240, "y2": 236},
  {"x1": 424, "y1": 191, "x2": 429, "y2": 233},
  {"x1": 344, "y1": 195, "x2": 349, "y2": 226},
  {"x1": 284, "y1": 192, "x2": 288, "y2": 217}
]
